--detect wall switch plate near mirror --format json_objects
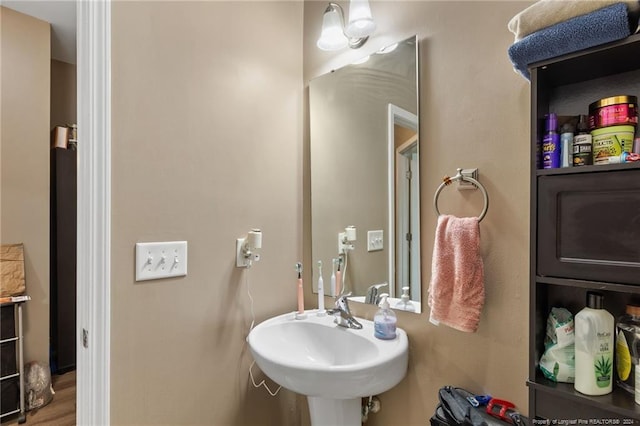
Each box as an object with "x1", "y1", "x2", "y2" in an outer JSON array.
[{"x1": 309, "y1": 35, "x2": 421, "y2": 313}]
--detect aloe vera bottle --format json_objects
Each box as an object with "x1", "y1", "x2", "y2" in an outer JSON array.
[{"x1": 574, "y1": 291, "x2": 614, "y2": 395}]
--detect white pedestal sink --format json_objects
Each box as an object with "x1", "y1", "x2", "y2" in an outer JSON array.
[{"x1": 247, "y1": 310, "x2": 409, "y2": 426}]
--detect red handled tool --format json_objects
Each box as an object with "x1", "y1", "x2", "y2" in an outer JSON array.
[{"x1": 486, "y1": 398, "x2": 517, "y2": 423}]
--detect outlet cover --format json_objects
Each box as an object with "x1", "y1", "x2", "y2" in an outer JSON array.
[{"x1": 135, "y1": 241, "x2": 188, "y2": 281}]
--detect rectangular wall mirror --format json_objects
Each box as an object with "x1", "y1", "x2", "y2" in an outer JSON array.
[{"x1": 309, "y1": 35, "x2": 420, "y2": 313}]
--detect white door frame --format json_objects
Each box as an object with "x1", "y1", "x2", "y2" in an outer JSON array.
[{"x1": 76, "y1": 0, "x2": 111, "y2": 424}]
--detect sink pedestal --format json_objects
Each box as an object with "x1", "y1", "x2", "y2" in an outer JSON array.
[
  {"x1": 248, "y1": 312, "x2": 409, "y2": 425},
  {"x1": 307, "y1": 397, "x2": 360, "y2": 426}
]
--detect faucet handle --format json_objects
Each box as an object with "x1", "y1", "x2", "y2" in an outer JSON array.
[
  {"x1": 335, "y1": 293, "x2": 353, "y2": 313},
  {"x1": 365, "y1": 283, "x2": 388, "y2": 305},
  {"x1": 335, "y1": 292, "x2": 352, "y2": 306}
]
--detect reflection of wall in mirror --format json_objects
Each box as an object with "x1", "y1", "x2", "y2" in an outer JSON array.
[{"x1": 310, "y1": 38, "x2": 417, "y2": 300}]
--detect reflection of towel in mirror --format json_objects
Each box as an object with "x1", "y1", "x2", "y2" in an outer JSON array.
[{"x1": 428, "y1": 215, "x2": 484, "y2": 333}]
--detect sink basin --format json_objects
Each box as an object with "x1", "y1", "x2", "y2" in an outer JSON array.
[{"x1": 247, "y1": 310, "x2": 408, "y2": 425}]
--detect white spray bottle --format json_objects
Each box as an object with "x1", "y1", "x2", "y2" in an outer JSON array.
[{"x1": 317, "y1": 261, "x2": 326, "y2": 316}]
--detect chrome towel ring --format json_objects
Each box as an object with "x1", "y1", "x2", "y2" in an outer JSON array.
[{"x1": 433, "y1": 168, "x2": 489, "y2": 222}]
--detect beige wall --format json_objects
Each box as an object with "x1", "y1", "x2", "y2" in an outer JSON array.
[
  {"x1": 304, "y1": 1, "x2": 531, "y2": 423},
  {"x1": 0, "y1": 6, "x2": 51, "y2": 366},
  {"x1": 110, "y1": 2, "x2": 304, "y2": 424}
]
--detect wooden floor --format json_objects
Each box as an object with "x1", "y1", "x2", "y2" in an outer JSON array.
[{"x1": 1, "y1": 370, "x2": 76, "y2": 426}]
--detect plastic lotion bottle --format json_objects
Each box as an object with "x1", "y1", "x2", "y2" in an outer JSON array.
[
  {"x1": 574, "y1": 291, "x2": 614, "y2": 395},
  {"x1": 374, "y1": 294, "x2": 397, "y2": 340}
]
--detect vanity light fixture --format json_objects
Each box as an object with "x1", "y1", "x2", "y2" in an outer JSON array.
[{"x1": 316, "y1": 0, "x2": 376, "y2": 51}]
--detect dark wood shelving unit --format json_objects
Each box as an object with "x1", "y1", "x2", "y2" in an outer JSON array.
[{"x1": 529, "y1": 33, "x2": 640, "y2": 422}]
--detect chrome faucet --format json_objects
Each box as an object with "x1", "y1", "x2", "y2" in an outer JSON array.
[
  {"x1": 327, "y1": 294, "x2": 363, "y2": 329},
  {"x1": 365, "y1": 282, "x2": 388, "y2": 305}
]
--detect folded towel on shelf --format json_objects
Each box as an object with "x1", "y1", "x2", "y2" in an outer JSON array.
[
  {"x1": 428, "y1": 215, "x2": 485, "y2": 333},
  {"x1": 508, "y1": 2, "x2": 632, "y2": 80},
  {"x1": 508, "y1": 0, "x2": 640, "y2": 41}
]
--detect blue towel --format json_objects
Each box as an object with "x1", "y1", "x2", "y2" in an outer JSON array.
[{"x1": 508, "y1": 3, "x2": 632, "y2": 80}]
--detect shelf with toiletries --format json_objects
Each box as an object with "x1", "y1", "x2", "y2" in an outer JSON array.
[
  {"x1": 529, "y1": 30, "x2": 640, "y2": 422},
  {"x1": 531, "y1": 280, "x2": 640, "y2": 420}
]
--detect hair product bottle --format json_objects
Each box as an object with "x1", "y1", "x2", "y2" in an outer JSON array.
[
  {"x1": 573, "y1": 114, "x2": 593, "y2": 166},
  {"x1": 574, "y1": 291, "x2": 614, "y2": 396},
  {"x1": 560, "y1": 122, "x2": 574, "y2": 167},
  {"x1": 615, "y1": 305, "x2": 640, "y2": 402},
  {"x1": 542, "y1": 113, "x2": 560, "y2": 169}
]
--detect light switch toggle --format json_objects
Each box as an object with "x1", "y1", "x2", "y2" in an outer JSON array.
[
  {"x1": 136, "y1": 241, "x2": 188, "y2": 281},
  {"x1": 367, "y1": 230, "x2": 384, "y2": 252}
]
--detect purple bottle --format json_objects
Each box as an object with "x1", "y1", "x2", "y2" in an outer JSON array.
[{"x1": 542, "y1": 113, "x2": 560, "y2": 169}]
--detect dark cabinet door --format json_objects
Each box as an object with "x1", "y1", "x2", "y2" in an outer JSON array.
[
  {"x1": 50, "y1": 148, "x2": 77, "y2": 373},
  {"x1": 537, "y1": 168, "x2": 640, "y2": 285}
]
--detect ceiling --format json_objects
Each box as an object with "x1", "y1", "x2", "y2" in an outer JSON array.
[{"x1": 2, "y1": 0, "x2": 77, "y2": 64}]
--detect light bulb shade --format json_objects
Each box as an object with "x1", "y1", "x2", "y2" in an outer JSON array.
[
  {"x1": 345, "y1": 0, "x2": 376, "y2": 38},
  {"x1": 317, "y1": 6, "x2": 349, "y2": 51}
]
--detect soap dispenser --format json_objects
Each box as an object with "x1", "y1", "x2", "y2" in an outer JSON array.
[
  {"x1": 395, "y1": 287, "x2": 416, "y2": 312},
  {"x1": 374, "y1": 294, "x2": 397, "y2": 340}
]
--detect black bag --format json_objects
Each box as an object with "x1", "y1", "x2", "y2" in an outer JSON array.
[{"x1": 430, "y1": 386, "x2": 528, "y2": 426}]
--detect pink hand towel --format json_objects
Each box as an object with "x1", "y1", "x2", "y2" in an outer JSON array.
[{"x1": 428, "y1": 214, "x2": 485, "y2": 333}]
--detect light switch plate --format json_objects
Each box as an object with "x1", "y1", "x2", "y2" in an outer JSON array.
[
  {"x1": 367, "y1": 230, "x2": 384, "y2": 252},
  {"x1": 135, "y1": 241, "x2": 188, "y2": 281}
]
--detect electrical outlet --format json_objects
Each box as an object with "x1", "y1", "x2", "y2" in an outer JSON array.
[
  {"x1": 236, "y1": 237, "x2": 261, "y2": 268},
  {"x1": 338, "y1": 232, "x2": 354, "y2": 254},
  {"x1": 367, "y1": 230, "x2": 384, "y2": 252},
  {"x1": 135, "y1": 241, "x2": 188, "y2": 281}
]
